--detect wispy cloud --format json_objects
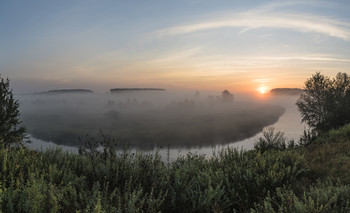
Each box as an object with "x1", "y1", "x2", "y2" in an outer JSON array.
[
  {"x1": 191, "y1": 54, "x2": 350, "y2": 71},
  {"x1": 153, "y1": 2, "x2": 350, "y2": 41},
  {"x1": 259, "y1": 0, "x2": 332, "y2": 11},
  {"x1": 146, "y1": 47, "x2": 202, "y2": 64}
]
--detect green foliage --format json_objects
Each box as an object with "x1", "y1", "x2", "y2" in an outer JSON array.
[
  {"x1": 254, "y1": 181, "x2": 350, "y2": 213},
  {"x1": 0, "y1": 124, "x2": 349, "y2": 212},
  {"x1": 0, "y1": 142, "x2": 311, "y2": 212},
  {"x1": 0, "y1": 75, "x2": 26, "y2": 147},
  {"x1": 298, "y1": 128, "x2": 317, "y2": 146},
  {"x1": 304, "y1": 124, "x2": 350, "y2": 184},
  {"x1": 254, "y1": 127, "x2": 288, "y2": 152},
  {"x1": 297, "y1": 72, "x2": 350, "y2": 133},
  {"x1": 314, "y1": 124, "x2": 350, "y2": 144},
  {"x1": 0, "y1": 145, "x2": 170, "y2": 212}
]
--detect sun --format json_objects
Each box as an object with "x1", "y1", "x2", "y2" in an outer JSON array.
[{"x1": 257, "y1": 86, "x2": 268, "y2": 94}]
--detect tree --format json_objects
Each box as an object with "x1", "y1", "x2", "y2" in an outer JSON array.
[
  {"x1": 0, "y1": 75, "x2": 26, "y2": 147},
  {"x1": 222, "y1": 90, "x2": 234, "y2": 103},
  {"x1": 296, "y1": 72, "x2": 350, "y2": 133}
]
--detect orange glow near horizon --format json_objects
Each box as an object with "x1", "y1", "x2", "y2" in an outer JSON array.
[{"x1": 257, "y1": 86, "x2": 268, "y2": 94}]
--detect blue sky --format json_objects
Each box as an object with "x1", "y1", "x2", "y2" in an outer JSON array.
[{"x1": 1, "y1": 0, "x2": 350, "y2": 93}]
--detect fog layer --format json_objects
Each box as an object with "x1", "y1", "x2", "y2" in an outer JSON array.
[{"x1": 18, "y1": 91, "x2": 285, "y2": 149}]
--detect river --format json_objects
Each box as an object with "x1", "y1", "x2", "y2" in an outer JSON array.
[{"x1": 25, "y1": 94, "x2": 306, "y2": 161}]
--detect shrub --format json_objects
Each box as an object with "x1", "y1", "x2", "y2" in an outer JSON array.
[
  {"x1": 254, "y1": 127, "x2": 287, "y2": 152},
  {"x1": 253, "y1": 181, "x2": 350, "y2": 212}
]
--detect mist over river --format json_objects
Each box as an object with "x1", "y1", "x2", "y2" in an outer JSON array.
[{"x1": 18, "y1": 91, "x2": 306, "y2": 161}]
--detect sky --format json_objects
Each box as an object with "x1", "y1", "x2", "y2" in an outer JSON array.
[{"x1": 1, "y1": 0, "x2": 350, "y2": 94}]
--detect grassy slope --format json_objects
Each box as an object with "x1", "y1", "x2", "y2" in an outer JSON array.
[
  {"x1": 0, "y1": 124, "x2": 350, "y2": 212},
  {"x1": 305, "y1": 124, "x2": 350, "y2": 184},
  {"x1": 257, "y1": 124, "x2": 350, "y2": 213}
]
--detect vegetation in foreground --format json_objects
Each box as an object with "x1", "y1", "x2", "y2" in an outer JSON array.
[{"x1": 0, "y1": 125, "x2": 350, "y2": 212}]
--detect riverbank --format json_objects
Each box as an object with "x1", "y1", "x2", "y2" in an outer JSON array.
[{"x1": 1, "y1": 124, "x2": 350, "y2": 212}]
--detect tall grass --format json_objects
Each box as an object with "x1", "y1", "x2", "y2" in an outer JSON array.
[{"x1": 0, "y1": 124, "x2": 349, "y2": 212}]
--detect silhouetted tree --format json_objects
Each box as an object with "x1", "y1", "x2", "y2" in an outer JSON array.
[
  {"x1": 222, "y1": 89, "x2": 234, "y2": 103},
  {"x1": 296, "y1": 72, "x2": 350, "y2": 132},
  {"x1": 0, "y1": 75, "x2": 26, "y2": 146}
]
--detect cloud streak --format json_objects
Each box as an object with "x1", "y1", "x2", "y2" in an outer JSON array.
[{"x1": 154, "y1": 9, "x2": 350, "y2": 41}]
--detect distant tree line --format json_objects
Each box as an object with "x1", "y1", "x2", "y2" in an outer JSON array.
[
  {"x1": 270, "y1": 88, "x2": 305, "y2": 96},
  {"x1": 39, "y1": 89, "x2": 93, "y2": 94}
]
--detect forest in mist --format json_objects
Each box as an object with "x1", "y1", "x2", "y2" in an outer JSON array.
[{"x1": 17, "y1": 90, "x2": 285, "y2": 148}]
